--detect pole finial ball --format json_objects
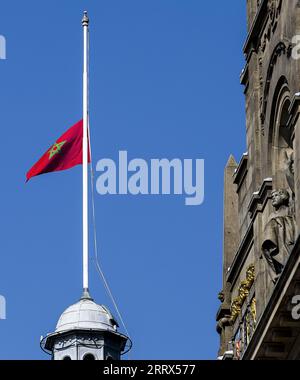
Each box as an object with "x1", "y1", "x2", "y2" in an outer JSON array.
[{"x1": 82, "y1": 11, "x2": 89, "y2": 26}]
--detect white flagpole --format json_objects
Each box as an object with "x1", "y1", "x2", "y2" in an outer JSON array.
[{"x1": 82, "y1": 11, "x2": 89, "y2": 297}]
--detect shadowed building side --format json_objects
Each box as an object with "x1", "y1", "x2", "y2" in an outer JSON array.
[{"x1": 217, "y1": 0, "x2": 300, "y2": 360}]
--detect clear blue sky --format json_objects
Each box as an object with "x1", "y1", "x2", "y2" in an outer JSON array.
[{"x1": 0, "y1": 1, "x2": 247, "y2": 359}]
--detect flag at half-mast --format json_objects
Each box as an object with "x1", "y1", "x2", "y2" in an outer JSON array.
[{"x1": 26, "y1": 119, "x2": 91, "y2": 182}]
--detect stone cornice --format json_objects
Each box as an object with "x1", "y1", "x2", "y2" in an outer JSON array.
[
  {"x1": 248, "y1": 178, "x2": 273, "y2": 219},
  {"x1": 240, "y1": 64, "x2": 249, "y2": 93},
  {"x1": 216, "y1": 304, "x2": 231, "y2": 323},
  {"x1": 233, "y1": 153, "x2": 248, "y2": 191},
  {"x1": 226, "y1": 223, "x2": 254, "y2": 287},
  {"x1": 243, "y1": 0, "x2": 269, "y2": 59}
]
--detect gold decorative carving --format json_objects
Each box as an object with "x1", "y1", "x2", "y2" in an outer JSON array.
[
  {"x1": 246, "y1": 264, "x2": 255, "y2": 287},
  {"x1": 229, "y1": 264, "x2": 255, "y2": 324},
  {"x1": 230, "y1": 298, "x2": 242, "y2": 322},
  {"x1": 239, "y1": 280, "x2": 250, "y2": 300},
  {"x1": 250, "y1": 298, "x2": 257, "y2": 326}
]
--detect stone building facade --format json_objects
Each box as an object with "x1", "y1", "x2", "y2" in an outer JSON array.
[{"x1": 217, "y1": 0, "x2": 300, "y2": 360}]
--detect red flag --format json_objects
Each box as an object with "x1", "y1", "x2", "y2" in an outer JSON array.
[{"x1": 26, "y1": 119, "x2": 90, "y2": 182}]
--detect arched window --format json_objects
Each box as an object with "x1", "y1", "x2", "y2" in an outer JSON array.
[
  {"x1": 268, "y1": 77, "x2": 293, "y2": 190},
  {"x1": 83, "y1": 353, "x2": 95, "y2": 360},
  {"x1": 62, "y1": 356, "x2": 72, "y2": 360}
]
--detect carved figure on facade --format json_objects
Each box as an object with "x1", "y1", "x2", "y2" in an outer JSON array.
[
  {"x1": 262, "y1": 189, "x2": 295, "y2": 283},
  {"x1": 218, "y1": 264, "x2": 256, "y2": 329}
]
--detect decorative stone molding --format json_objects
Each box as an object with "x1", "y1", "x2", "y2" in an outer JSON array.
[
  {"x1": 268, "y1": 0, "x2": 282, "y2": 28},
  {"x1": 243, "y1": 0, "x2": 284, "y2": 59},
  {"x1": 233, "y1": 153, "x2": 248, "y2": 191},
  {"x1": 244, "y1": 0, "x2": 269, "y2": 58},
  {"x1": 260, "y1": 42, "x2": 289, "y2": 135},
  {"x1": 240, "y1": 64, "x2": 249, "y2": 93},
  {"x1": 287, "y1": 93, "x2": 300, "y2": 133},
  {"x1": 226, "y1": 224, "x2": 254, "y2": 285},
  {"x1": 260, "y1": 0, "x2": 282, "y2": 53},
  {"x1": 248, "y1": 178, "x2": 273, "y2": 219}
]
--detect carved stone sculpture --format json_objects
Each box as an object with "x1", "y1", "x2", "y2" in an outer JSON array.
[
  {"x1": 217, "y1": 264, "x2": 255, "y2": 337},
  {"x1": 239, "y1": 281, "x2": 250, "y2": 301},
  {"x1": 262, "y1": 189, "x2": 295, "y2": 283},
  {"x1": 246, "y1": 264, "x2": 255, "y2": 287},
  {"x1": 218, "y1": 291, "x2": 225, "y2": 303}
]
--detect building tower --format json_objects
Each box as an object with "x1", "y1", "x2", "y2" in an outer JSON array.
[
  {"x1": 217, "y1": 0, "x2": 300, "y2": 360},
  {"x1": 41, "y1": 292, "x2": 129, "y2": 360}
]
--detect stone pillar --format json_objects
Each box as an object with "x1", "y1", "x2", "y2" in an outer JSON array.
[
  {"x1": 223, "y1": 155, "x2": 239, "y2": 287},
  {"x1": 246, "y1": 0, "x2": 260, "y2": 31},
  {"x1": 216, "y1": 155, "x2": 239, "y2": 356}
]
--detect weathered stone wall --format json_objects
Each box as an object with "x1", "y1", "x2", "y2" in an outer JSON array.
[{"x1": 217, "y1": 0, "x2": 300, "y2": 359}]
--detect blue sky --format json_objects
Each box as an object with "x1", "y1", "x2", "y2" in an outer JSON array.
[{"x1": 0, "y1": 1, "x2": 246, "y2": 359}]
